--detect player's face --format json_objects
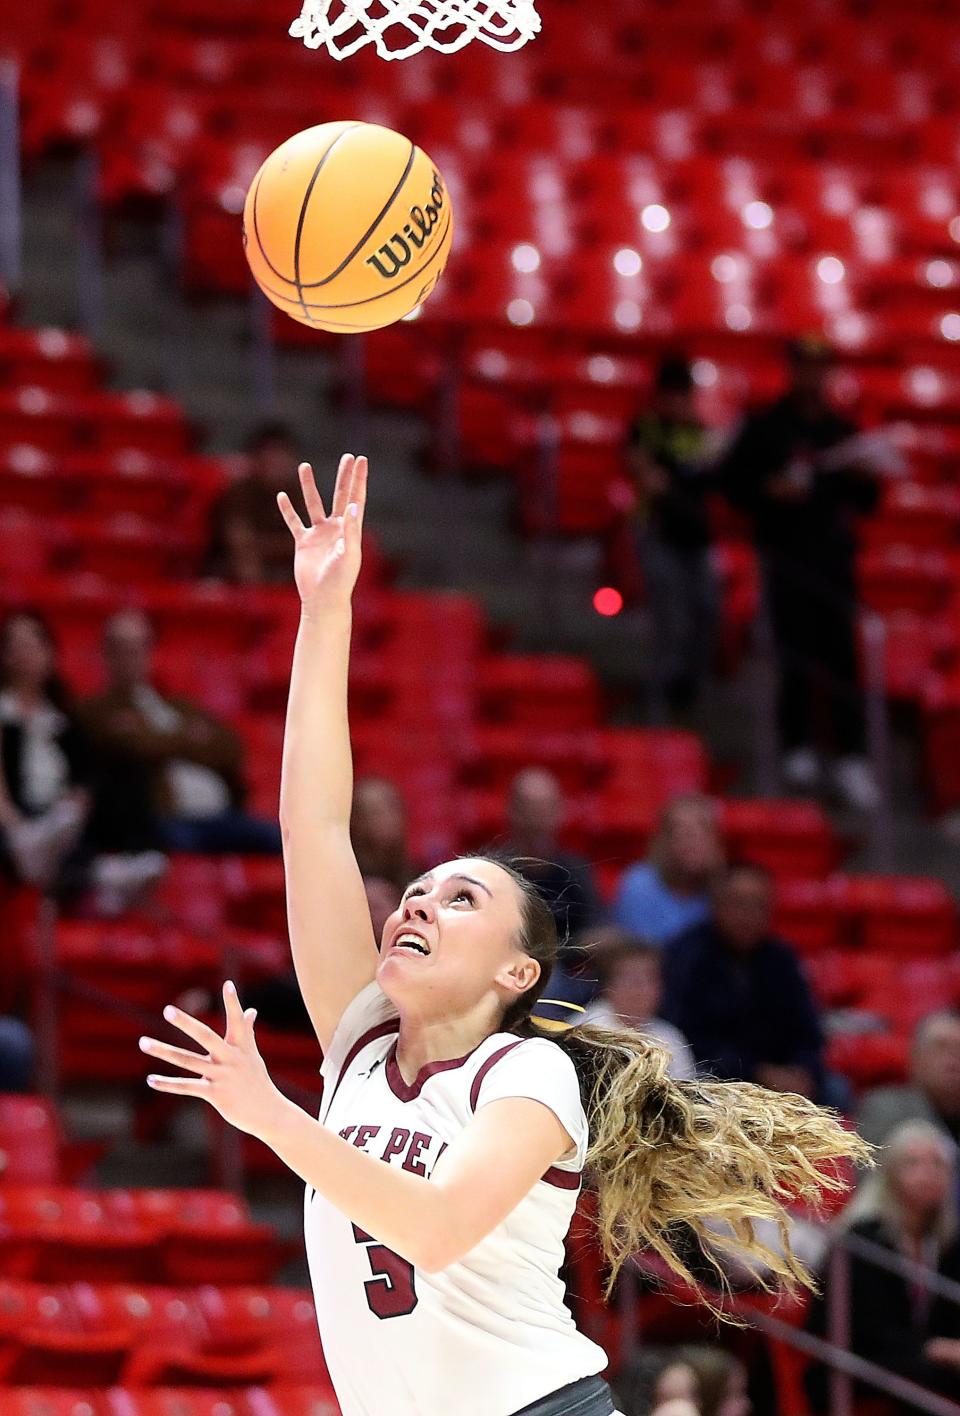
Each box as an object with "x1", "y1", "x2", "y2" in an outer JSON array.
[{"x1": 377, "y1": 858, "x2": 538, "y2": 1020}]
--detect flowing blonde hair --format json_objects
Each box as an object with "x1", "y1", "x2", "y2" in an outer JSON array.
[{"x1": 484, "y1": 856, "x2": 873, "y2": 1316}]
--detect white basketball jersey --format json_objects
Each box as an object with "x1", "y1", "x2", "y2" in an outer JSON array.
[{"x1": 304, "y1": 981, "x2": 608, "y2": 1416}]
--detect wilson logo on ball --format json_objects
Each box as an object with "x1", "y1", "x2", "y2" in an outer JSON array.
[{"x1": 365, "y1": 172, "x2": 447, "y2": 280}]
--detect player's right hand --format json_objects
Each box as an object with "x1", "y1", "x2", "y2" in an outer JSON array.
[{"x1": 277, "y1": 454, "x2": 367, "y2": 612}]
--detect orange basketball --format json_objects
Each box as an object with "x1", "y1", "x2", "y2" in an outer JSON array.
[{"x1": 242, "y1": 121, "x2": 454, "y2": 333}]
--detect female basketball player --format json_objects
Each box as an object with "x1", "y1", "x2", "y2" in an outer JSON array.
[{"x1": 140, "y1": 454, "x2": 870, "y2": 1416}]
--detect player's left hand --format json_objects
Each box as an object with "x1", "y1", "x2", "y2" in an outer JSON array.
[{"x1": 140, "y1": 981, "x2": 285, "y2": 1140}]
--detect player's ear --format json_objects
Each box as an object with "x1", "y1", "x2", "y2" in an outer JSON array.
[{"x1": 495, "y1": 955, "x2": 541, "y2": 999}]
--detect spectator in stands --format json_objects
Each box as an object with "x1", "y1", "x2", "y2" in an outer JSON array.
[
  {"x1": 581, "y1": 926, "x2": 696, "y2": 1079},
  {"x1": 615, "y1": 1349, "x2": 700, "y2": 1416},
  {"x1": 807, "y1": 1121, "x2": 960, "y2": 1412},
  {"x1": 352, "y1": 777, "x2": 418, "y2": 896},
  {"x1": 858, "y1": 1011, "x2": 960, "y2": 1150},
  {"x1": 501, "y1": 767, "x2": 604, "y2": 946},
  {"x1": 0, "y1": 610, "x2": 90, "y2": 890},
  {"x1": 616, "y1": 1345, "x2": 750, "y2": 1416},
  {"x1": 204, "y1": 421, "x2": 306, "y2": 584},
  {"x1": 0, "y1": 1015, "x2": 34, "y2": 1092},
  {"x1": 627, "y1": 354, "x2": 718, "y2": 718},
  {"x1": 722, "y1": 335, "x2": 885, "y2": 812},
  {"x1": 661, "y1": 863, "x2": 825, "y2": 1100},
  {"x1": 612, "y1": 794, "x2": 723, "y2": 945},
  {"x1": 81, "y1": 609, "x2": 281, "y2": 855}
]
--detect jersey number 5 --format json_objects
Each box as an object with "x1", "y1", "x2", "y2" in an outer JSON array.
[{"x1": 352, "y1": 1224, "x2": 419, "y2": 1318}]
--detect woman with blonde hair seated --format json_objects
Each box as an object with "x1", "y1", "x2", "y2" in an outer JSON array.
[{"x1": 807, "y1": 1119, "x2": 960, "y2": 1411}]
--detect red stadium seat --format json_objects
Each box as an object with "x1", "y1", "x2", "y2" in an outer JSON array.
[
  {"x1": 71, "y1": 1281, "x2": 204, "y2": 1349},
  {"x1": 477, "y1": 655, "x2": 601, "y2": 730},
  {"x1": 101, "y1": 1395, "x2": 252, "y2": 1415},
  {"x1": 122, "y1": 1342, "x2": 280, "y2": 1387},
  {"x1": 826, "y1": 1032, "x2": 911, "y2": 1089},
  {"x1": 193, "y1": 1286, "x2": 326, "y2": 1383},
  {"x1": 0, "y1": 1281, "x2": 86, "y2": 1364},
  {"x1": 459, "y1": 726, "x2": 606, "y2": 794},
  {"x1": 0, "y1": 1096, "x2": 62, "y2": 1185},
  {"x1": 773, "y1": 878, "x2": 846, "y2": 955},
  {"x1": 922, "y1": 665, "x2": 960, "y2": 810},
  {"x1": 840, "y1": 875, "x2": 957, "y2": 955},
  {"x1": 123, "y1": 1189, "x2": 284, "y2": 1286},
  {"x1": 244, "y1": 1390, "x2": 341, "y2": 1416},
  {"x1": 0, "y1": 329, "x2": 100, "y2": 394},
  {"x1": 2, "y1": 1394, "x2": 108, "y2": 1416},
  {"x1": 721, "y1": 800, "x2": 839, "y2": 878},
  {"x1": 0, "y1": 1188, "x2": 159, "y2": 1284}
]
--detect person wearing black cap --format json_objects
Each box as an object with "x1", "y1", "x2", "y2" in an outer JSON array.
[
  {"x1": 721, "y1": 337, "x2": 883, "y2": 811},
  {"x1": 627, "y1": 354, "x2": 718, "y2": 718}
]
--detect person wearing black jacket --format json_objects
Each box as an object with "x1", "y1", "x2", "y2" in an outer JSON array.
[
  {"x1": 722, "y1": 336, "x2": 882, "y2": 810},
  {"x1": 628, "y1": 354, "x2": 717, "y2": 718},
  {"x1": 0, "y1": 610, "x2": 90, "y2": 890},
  {"x1": 807, "y1": 1121, "x2": 960, "y2": 1413},
  {"x1": 661, "y1": 863, "x2": 825, "y2": 1100}
]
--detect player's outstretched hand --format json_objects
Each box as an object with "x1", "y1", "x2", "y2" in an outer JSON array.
[
  {"x1": 140, "y1": 981, "x2": 285, "y2": 1139},
  {"x1": 277, "y1": 453, "x2": 367, "y2": 613}
]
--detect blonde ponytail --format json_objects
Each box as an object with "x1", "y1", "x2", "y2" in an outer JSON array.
[
  {"x1": 477, "y1": 853, "x2": 873, "y2": 1319},
  {"x1": 549, "y1": 1021, "x2": 872, "y2": 1312}
]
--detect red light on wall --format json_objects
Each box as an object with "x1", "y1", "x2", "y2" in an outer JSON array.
[{"x1": 593, "y1": 586, "x2": 623, "y2": 616}]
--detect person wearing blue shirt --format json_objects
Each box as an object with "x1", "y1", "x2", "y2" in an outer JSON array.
[{"x1": 612, "y1": 794, "x2": 723, "y2": 945}]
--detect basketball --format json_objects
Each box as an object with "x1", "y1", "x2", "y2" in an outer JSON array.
[{"x1": 242, "y1": 120, "x2": 454, "y2": 333}]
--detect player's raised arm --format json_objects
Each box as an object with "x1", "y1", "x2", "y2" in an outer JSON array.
[{"x1": 276, "y1": 454, "x2": 379, "y2": 1052}]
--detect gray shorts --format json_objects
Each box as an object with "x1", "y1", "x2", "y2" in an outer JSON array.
[{"x1": 511, "y1": 1375, "x2": 617, "y2": 1416}]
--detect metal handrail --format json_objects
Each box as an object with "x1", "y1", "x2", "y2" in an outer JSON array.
[
  {"x1": 0, "y1": 58, "x2": 22, "y2": 295},
  {"x1": 839, "y1": 1227, "x2": 960, "y2": 1309}
]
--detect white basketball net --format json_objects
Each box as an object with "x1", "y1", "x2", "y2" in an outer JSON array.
[{"x1": 289, "y1": 0, "x2": 541, "y2": 59}]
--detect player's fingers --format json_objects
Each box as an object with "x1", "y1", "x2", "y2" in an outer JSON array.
[
  {"x1": 350, "y1": 455, "x2": 368, "y2": 531},
  {"x1": 146, "y1": 1074, "x2": 212, "y2": 1096},
  {"x1": 299, "y1": 462, "x2": 327, "y2": 524},
  {"x1": 277, "y1": 491, "x2": 305, "y2": 539},
  {"x1": 162, "y1": 1004, "x2": 229, "y2": 1060},
  {"x1": 139, "y1": 1037, "x2": 216, "y2": 1076},
  {"x1": 330, "y1": 453, "x2": 355, "y2": 519},
  {"x1": 222, "y1": 979, "x2": 246, "y2": 1046}
]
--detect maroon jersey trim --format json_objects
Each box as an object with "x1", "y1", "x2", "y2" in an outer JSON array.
[
  {"x1": 468, "y1": 1039, "x2": 525, "y2": 1111},
  {"x1": 385, "y1": 1042, "x2": 479, "y2": 1102},
  {"x1": 330, "y1": 1018, "x2": 401, "y2": 1105},
  {"x1": 541, "y1": 1164, "x2": 582, "y2": 1190}
]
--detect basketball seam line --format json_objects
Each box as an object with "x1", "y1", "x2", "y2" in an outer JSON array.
[
  {"x1": 254, "y1": 210, "x2": 453, "y2": 321},
  {"x1": 293, "y1": 125, "x2": 365, "y2": 319},
  {"x1": 304, "y1": 138, "x2": 419, "y2": 290},
  {"x1": 250, "y1": 124, "x2": 363, "y2": 289},
  {"x1": 251, "y1": 169, "x2": 292, "y2": 290}
]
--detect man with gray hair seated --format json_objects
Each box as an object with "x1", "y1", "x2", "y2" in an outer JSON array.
[{"x1": 857, "y1": 1011, "x2": 960, "y2": 1151}]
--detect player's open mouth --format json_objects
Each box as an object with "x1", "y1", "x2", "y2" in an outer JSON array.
[{"x1": 394, "y1": 932, "x2": 431, "y2": 956}]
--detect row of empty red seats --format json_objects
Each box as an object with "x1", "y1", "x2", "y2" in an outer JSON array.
[
  {"x1": 0, "y1": 1278, "x2": 331, "y2": 1391},
  {"x1": 0, "y1": 1188, "x2": 285, "y2": 1285},
  {"x1": 17, "y1": 6, "x2": 960, "y2": 161},
  {"x1": 3, "y1": 1389, "x2": 338, "y2": 1415}
]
